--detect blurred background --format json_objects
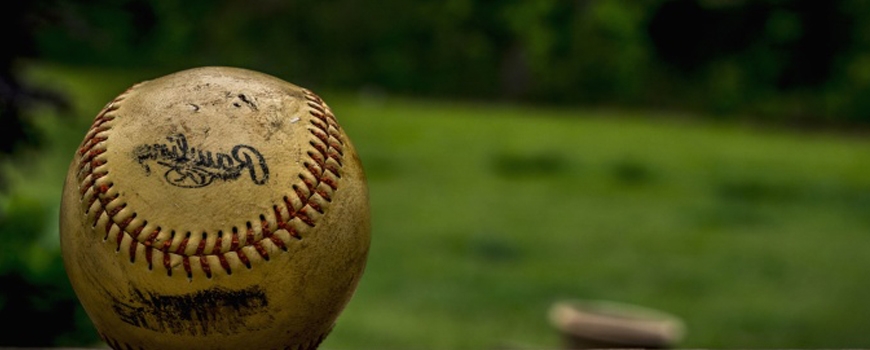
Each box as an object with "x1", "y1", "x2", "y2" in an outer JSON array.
[{"x1": 3, "y1": 0, "x2": 870, "y2": 348}]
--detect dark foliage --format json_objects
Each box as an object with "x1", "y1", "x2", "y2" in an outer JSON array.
[{"x1": 20, "y1": 0, "x2": 870, "y2": 124}]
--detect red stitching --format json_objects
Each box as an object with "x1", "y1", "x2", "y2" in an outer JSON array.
[
  {"x1": 296, "y1": 207, "x2": 316, "y2": 227},
  {"x1": 162, "y1": 242, "x2": 172, "y2": 274},
  {"x1": 176, "y1": 233, "x2": 190, "y2": 255},
  {"x1": 310, "y1": 119, "x2": 327, "y2": 130},
  {"x1": 245, "y1": 224, "x2": 255, "y2": 247},
  {"x1": 327, "y1": 149, "x2": 343, "y2": 166},
  {"x1": 144, "y1": 228, "x2": 159, "y2": 247},
  {"x1": 212, "y1": 232, "x2": 223, "y2": 255},
  {"x1": 76, "y1": 88, "x2": 345, "y2": 279},
  {"x1": 201, "y1": 256, "x2": 212, "y2": 278},
  {"x1": 107, "y1": 203, "x2": 125, "y2": 220},
  {"x1": 274, "y1": 206, "x2": 287, "y2": 230},
  {"x1": 308, "y1": 151, "x2": 325, "y2": 167},
  {"x1": 306, "y1": 101, "x2": 324, "y2": 112},
  {"x1": 90, "y1": 112, "x2": 115, "y2": 128},
  {"x1": 117, "y1": 215, "x2": 133, "y2": 232},
  {"x1": 287, "y1": 225, "x2": 301, "y2": 239},
  {"x1": 327, "y1": 128, "x2": 344, "y2": 145},
  {"x1": 183, "y1": 256, "x2": 192, "y2": 278},
  {"x1": 238, "y1": 249, "x2": 251, "y2": 269},
  {"x1": 230, "y1": 227, "x2": 241, "y2": 251},
  {"x1": 92, "y1": 207, "x2": 105, "y2": 230},
  {"x1": 114, "y1": 224, "x2": 123, "y2": 251},
  {"x1": 130, "y1": 225, "x2": 144, "y2": 241},
  {"x1": 218, "y1": 253, "x2": 231, "y2": 274},
  {"x1": 310, "y1": 128, "x2": 329, "y2": 144},
  {"x1": 307, "y1": 200, "x2": 324, "y2": 214},
  {"x1": 129, "y1": 240, "x2": 138, "y2": 263},
  {"x1": 146, "y1": 246, "x2": 153, "y2": 269},
  {"x1": 78, "y1": 136, "x2": 107, "y2": 158},
  {"x1": 254, "y1": 242, "x2": 269, "y2": 261},
  {"x1": 305, "y1": 162, "x2": 322, "y2": 177},
  {"x1": 262, "y1": 216, "x2": 272, "y2": 237},
  {"x1": 324, "y1": 162, "x2": 341, "y2": 179},
  {"x1": 310, "y1": 140, "x2": 328, "y2": 156},
  {"x1": 328, "y1": 140, "x2": 344, "y2": 155},
  {"x1": 80, "y1": 176, "x2": 95, "y2": 196},
  {"x1": 293, "y1": 184, "x2": 307, "y2": 201},
  {"x1": 270, "y1": 235, "x2": 288, "y2": 251},
  {"x1": 321, "y1": 176, "x2": 339, "y2": 191},
  {"x1": 79, "y1": 148, "x2": 106, "y2": 171},
  {"x1": 300, "y1": 175, "x2": 317, "y2": 193},
  {"x1": 106, "y1": 219, "x2": 116, "y2": 244},
  {"x1": 195, "y1": 234, "x2": 207, "y2": 255},
  {"x1": 316, "y1": 188, "x2": 332, "y2": 202}
]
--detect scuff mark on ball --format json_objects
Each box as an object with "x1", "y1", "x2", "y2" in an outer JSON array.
[{"x1": 111, "y1": 285, "x2": 270, "y2": 336}]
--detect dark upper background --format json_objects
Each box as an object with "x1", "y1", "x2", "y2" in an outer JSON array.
[
  {"x1": 6, "y1": 0, "x2": 870, "y2": 142},
  {"x1": 2, "y1": 0, "x2": 869, "y2": 347}
]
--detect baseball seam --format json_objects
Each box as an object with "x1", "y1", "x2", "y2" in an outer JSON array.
[{"x1": 76, "y1": 86, "x2": 344, "y2": 280}]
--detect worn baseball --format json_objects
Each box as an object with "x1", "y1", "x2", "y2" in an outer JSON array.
[{"x1": 59, "y1": 67, "x2": 370, "y2": 350}]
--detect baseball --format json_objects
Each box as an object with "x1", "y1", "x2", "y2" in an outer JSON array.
[{"x1": 59, "y1": 67, "x2": 371, "y2": 349}]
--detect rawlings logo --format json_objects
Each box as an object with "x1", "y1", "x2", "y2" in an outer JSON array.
[{"x1": 133, "y1": 134, "x2": 269, "y2": 188}]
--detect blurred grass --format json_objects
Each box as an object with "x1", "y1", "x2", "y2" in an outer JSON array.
[{"x1": 9, "y1": 62, "x2": 870, "y2": 349}]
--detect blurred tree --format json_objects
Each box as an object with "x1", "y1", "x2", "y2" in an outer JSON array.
[
  {"x1": 26, "y1": 0, "x2": 870, "y2": 124},
  {"x1": 647, "y1": 0, "x2": 854, "y2": 118},
  {"x1": 0, "y1": 1, "x2": 93, "y2": 348},
  {"x1": 0, "y1": 1, "x2": 69, "y2": 174}
]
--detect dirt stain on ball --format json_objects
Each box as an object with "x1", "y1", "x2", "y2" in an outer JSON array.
[{"x1": 111, "y1": 285, "x2": 270, "y2": 336}]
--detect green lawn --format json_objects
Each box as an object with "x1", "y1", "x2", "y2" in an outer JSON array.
[{"x1": 8, "y1": 62, "x2": 870, "y2": 349}]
